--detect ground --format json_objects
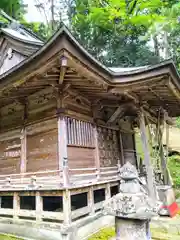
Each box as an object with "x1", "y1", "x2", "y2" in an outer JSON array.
[
  {"x1": 0, "y1": 235, "x2": 21, "y2": 240},
  {"x1": 88, "y1": 216, "x2": 180, "y2": 239}
]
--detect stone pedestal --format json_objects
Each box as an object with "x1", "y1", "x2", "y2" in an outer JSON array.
[{"x1": 115, "y1": 218, "x2": 147, "y2": 240}]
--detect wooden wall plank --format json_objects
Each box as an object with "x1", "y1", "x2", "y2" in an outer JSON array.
[
  {"x1": 26, "y1": 127, "x2": 58, "y2": 172},
  {"x1": 68, "y1": 146, "x2": 95, "y2": 169}
]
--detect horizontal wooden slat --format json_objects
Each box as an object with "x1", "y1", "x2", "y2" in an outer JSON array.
[{"x1": 71, "y1": 206, "x2": 90, "y2": 219}]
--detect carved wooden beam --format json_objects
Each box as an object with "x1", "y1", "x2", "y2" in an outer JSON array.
[
  {"x1": 59, "y1": 56, "x2": 68, "y2": 85},
  {"x1": 107, "y1": 106, "x2": 125, "y2": 124},
  {"x1": 168, "y1": 81, "x2": 180, "y2": 101}
]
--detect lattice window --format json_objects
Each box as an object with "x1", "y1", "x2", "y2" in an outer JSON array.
[
  {"x1": 66, "y1": 117, "x2": 94, "y2": 147},
  {"x1": 97, "y1": 126, "x2": 120, "y2": 167}
]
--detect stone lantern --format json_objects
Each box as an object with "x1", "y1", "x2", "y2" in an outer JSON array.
[{"x1": 103, "y1": 162, "x2": 161, "y2": 240}]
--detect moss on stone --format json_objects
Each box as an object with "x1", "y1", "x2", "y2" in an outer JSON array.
[{"x1": 87, "y1": 227, "x2": 115, "y2": 240}]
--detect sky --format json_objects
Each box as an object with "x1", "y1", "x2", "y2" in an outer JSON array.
[{"x1": 24, "y1": 0, "x2": 45, "y2": 22}]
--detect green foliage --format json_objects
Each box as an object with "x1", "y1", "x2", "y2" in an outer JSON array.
[
  {"x1": 0, "y1": 0, "x2": 26, "y2": 20},
  {"x1": 0, "y1": 234, "x2": 22, "y2": 239},
  {"x1": 71, "y1": 0, "x2": 160, "y2": 67},
  {"x1": 176, "y1": 117, "x2": 180, "y2": 128},
  {"x1": 88, "y1": 227, "x2": 115, "y2": 240},
  {"x1": 168, "y1": 155, "x2": 180, "y2": 188}
]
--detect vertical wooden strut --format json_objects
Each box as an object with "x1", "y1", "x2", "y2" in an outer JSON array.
[
  {"x1": 160, "y1": 111, "x2": 169, "y2": 185},
  {"x1": 13, "y1": 192, "x2": 20, "y2": 220},
  {"x1": 63, "y1": 189, "x2": 71, "y2": 225},
  {"x1": 138, "y1": 110, "x2": 155, "y2": 199},
  {"x1": 58, "y1": 114, "x2": 69, "y2": 186},
  {"x1": 93, "y1": 125, "x2": 100, "y2": 179},
  {"x1": 92, "y1": 104, "x2": 101, "y2": 179},
  {"x1": 119, "y1": 132, "x2": 125, "y2": 166},
  {"x1": 36, "y1": 191, "x2": 43, "y2": 223},
  {"x1": 20, "y1": 101, "x2": 27, "y2": 174},
  {"x1": 88, "y1": 186, "x2": 95, "y2": 215},
  {"x1": 56, "y1": 87, "x2": 69, "y2": 187}
]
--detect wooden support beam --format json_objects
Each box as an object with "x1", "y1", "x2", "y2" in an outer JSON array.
[
  {"x1": 88, "y1": 186, "x2": 95, "y2": 215},
  {"x1": 56, "y1": 88, "x2": 69, "y2": 187},
  {"x1": 105, "y1": 183, "x2": 111, "y2": 200},
  {"x1": 36, "y1": 191, "x2": 42, "y2": 223},
  {"x1": 107, "y1": 106, "x2": 125, "y2": 124},
  {"x1": 159, "y1": 111, "x2": 169, "y2": 185},
  {"x1": 93, "y1": 125, "x2": 100, "y2": 179},
  {"x1": 58, "y1": 115, "x2": 69, "y2": 187},
  {"x1": 13, "y1": 192, "x2": 20, "y2": 220},
  {"x1": 119, "y1": 132, "x2": 125, "y2": 165},
  {"x1": 63, "y1": 190, "x2": 71, "y2": 225},
  {"x1": 20, "y1": 101, "x2": 27, "y2": 174},
  {"x1": 20, "y1": 127, "x2": 27, "y2": 174},
  {"x1": 138, "y1": 110, "x2": 155, "y2": 199},
  {"x1": 59, "y1": 57, "x2": 67, "y2": 85},
  {"x1": 168, "y1": 81, "x2": 180, "y2": 101}
]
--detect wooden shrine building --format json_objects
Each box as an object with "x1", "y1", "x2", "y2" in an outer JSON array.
[{"x1": 0, "y1": 16, "x2": 179, "y2": 239}]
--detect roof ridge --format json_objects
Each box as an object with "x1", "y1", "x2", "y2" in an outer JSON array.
[{"x1": 0, "y1": 9, "x2": 44, "y2": 42}]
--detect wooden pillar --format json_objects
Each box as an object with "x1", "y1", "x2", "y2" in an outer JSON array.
[
  {"x1": 13, "y1": 192, "x2": 20, "y2": 220},
  {"x1": 119, "y1": 132, "x2": 125, "y2": 165},
  {"x1": 88, "y1": 186, "x2": 95, "y2": 215},
  {"x1": 93, "y1": 125, "x2": 100, "y2": 179},
  {"x1": 20, "y1": 101, "x2": 27, "y2": 174},
  {"x1": 36, "y1": 191, "x2": 43, "y2": 223},
  {"x1": 63, "y1": 189, "x2": 71, "y2": 225},
  {"x1": 20, "y1": 127, "x2": 27, "y2": 173},
  {"x1": 139, "y1": 110, "x2": 155, "y2": 199},
  {"x1": 105, "y1": 183, "x2": 111, "y2": 200},
  {"x1": 58, "y1": 115, "x2": 69, "y2": 187},
  {"x1": 160, "y1": 111, "x2": 169, "y2": 185}
]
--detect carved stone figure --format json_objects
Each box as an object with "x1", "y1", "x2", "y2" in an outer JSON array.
[{"x1": 103, "y1": 162, "x2": 162, "y2": 240}]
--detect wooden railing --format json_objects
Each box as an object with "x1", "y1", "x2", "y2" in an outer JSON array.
[
  {"x1": 69, "y1": 166, "x2": 120, "y2": 186},
  {"x1": 0, "y1": 165, "x2": 120, "y2": 190},
  {"x1": 0, "y1": 170, "x2": 63, "y2": 190}
]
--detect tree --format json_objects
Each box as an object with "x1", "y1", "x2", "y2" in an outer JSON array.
[
  {"x1": 70, "y1": 0, "x2": 160, "y2": 67},
  {"x1": 0, "y1": 0, "x2": 26, "y2": 20}
]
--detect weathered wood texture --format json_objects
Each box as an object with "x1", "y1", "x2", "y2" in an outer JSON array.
[
  {"x1": 27, "y1": 88, "x2": 57, "y2": 123},
  {"x1": 121, "y1": 132, "x2": 136, "y2": 166},
  {"x1": 97, "y1": 126, "x2": 120, "y2": 167},
  {"x1": 26, "y1": 119, "x2": 58, "y2": 172},
  {"x1": 66, "y1": 117, "x2": 94, "y2": 147},
  {"x1": 68, "y1": 146, "x2": 95, "y2": 169},
  {"x1": 0, "y1": 51, "x2": 25, "y2": 75},
  {"x1": 0, "y1": 137, "x2": 21, "y2": 174}
]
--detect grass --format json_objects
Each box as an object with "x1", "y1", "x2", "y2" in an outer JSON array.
[
  {"x1": 0, "y1": 235, "x2": 22, "y2": 240},
  {"x1": 87, "y1": 227, "x2": 180, "y2": 240},
  {"x1": 87, "y1": 227, "x2": 115, "y2": 240}
]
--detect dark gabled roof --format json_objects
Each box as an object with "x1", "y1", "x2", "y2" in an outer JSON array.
[
  {"x1": 0, "y1": 23, "x2": 179, "y2": 89},
  {"x1": 0, "y1": 9, "x2": 44, "y2": 46}
]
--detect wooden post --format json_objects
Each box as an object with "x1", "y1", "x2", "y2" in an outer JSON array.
[
  {"x1": 20, "y1": 127, "x2": 27, "y2": 174},
  {"x1": 105, "y1": 183, "x2": 111, "y2": 200},
  {"x1": 20, "y1": 101, "x2": 27, "y2": 174},
  {"x1": 36, "y1": 191, "x2": 43, "y2": 223},
  {"x1": 93, "y1": 125, "x2": 100, "y2": 179},
  {"x1": 88, "y1": 186, "x2": 95, "y2": 215},
  {"x1": 13, "y1": 192, "x2": 20, "y2": 220},
  {"x1": 58, "y1": 115, "x2": 69, "y2": 187},
  {"x1": 160, "y1": 111, "x2": 169, "y2": 185},
  {"x1": 119, "y1": 132, "x2": 125, "y2": 165},
  {"x1": 63, "y1": 189, "x2": 71, "y2": 225},
  {"x1": 139, "y1": 110, "x2": 155, "y2": 199}
]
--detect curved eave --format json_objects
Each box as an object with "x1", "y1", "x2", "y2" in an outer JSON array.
[
  {"x1": 0, "y1": 24, "x2": 179, "y2": 91},
  {"x1": 1, "y1": 29, "x2": 44, "y2": 47}
]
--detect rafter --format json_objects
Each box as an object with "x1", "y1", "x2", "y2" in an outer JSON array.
[
  {"x1": 106, "y1": 103, "x2": 133, "y2": 124},
  {"x1": 59, "y1": 57, "x2": 68, "y2": 85}
]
